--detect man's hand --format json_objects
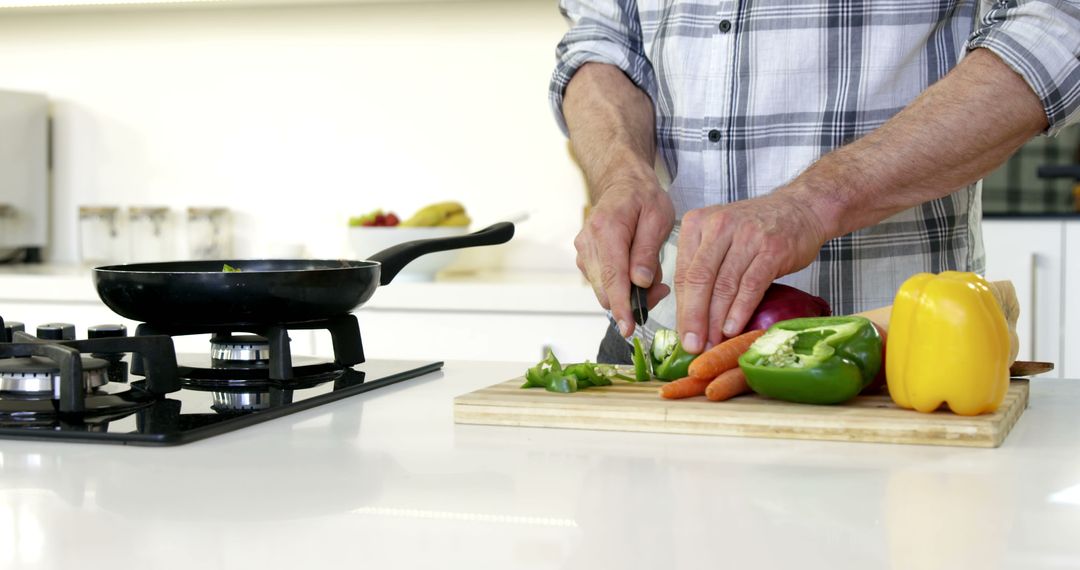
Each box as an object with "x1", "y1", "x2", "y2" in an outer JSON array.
[
  {"x1": 674, "y1": 191, "x2": 827, "y2": 353},
  {"x1": 576, "y1": 174, "x2": 674, "y2": 338},
  {"x1": 563, "y1": 63, "x2": 672, "y2": 336}
]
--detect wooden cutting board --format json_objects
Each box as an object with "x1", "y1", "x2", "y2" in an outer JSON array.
[{"x1": 454, "y1": 378, "x2": 1030, "y2": 448}]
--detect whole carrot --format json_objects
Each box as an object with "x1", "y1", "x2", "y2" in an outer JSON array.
[
  {"x1": 659, "y1": 376, "x2": 712, "y2": 400},
  {"x1": 705, "y1": 367, "x2": 750, "y2": 402},
  {"x1": 687, "y1": 329, "x2": 766, "y2": 380}
]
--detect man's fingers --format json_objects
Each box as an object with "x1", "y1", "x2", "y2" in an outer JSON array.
[
  {"x1": 628, "y1": 208, "x2": 670, "y2": 288},
  {"x1": 673, "y1": 212, "x2": 702, "y2": 297},
  {"x1": 724, "y1": 256, "x2": 774, "y2": 338},
  {"x1": 586, "y1": 213, "x2": 634, "y2": 337},
  {"x1": 705, "y1": 240, "x2": 756, "y2": 347},
  {"x1": 676, "y1": 216, "x2": 731, "y2": 354}
]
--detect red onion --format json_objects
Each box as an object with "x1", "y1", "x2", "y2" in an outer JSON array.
[{"x1": 743, "y1": 283, "x2": 831, "y2": 332}]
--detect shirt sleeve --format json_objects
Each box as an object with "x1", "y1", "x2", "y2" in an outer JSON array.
[
  {"x1": 967, "y1": 0, "x2": 1080, "y2": 135},
  {"x1": 549, "y1": 0, "x2": 658, "y2": 136}
]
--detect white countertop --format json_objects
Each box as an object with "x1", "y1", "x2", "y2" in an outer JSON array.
[{"x1": 0, "y1": 360, "x2": 1077, "y2": 570}]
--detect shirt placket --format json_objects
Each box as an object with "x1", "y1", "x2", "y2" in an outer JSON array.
[{"x1": 703, "y1": 0, "x2": 738, "y2": 205}]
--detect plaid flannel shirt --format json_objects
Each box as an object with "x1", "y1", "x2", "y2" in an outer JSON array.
[{"x1": 549, "y1": 0, "x2": 1080, "y2": 333}]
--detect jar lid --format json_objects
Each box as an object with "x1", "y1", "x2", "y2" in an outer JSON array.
[
  {"x1": 129, "y1": 206, "x2": 170, "y2": 217},
  {"x1": 78, "y1": 205, "x2": 120, "y2": 217},
  {"x1": 187, "y1": 207, "x2": 230, "y2": 217}
]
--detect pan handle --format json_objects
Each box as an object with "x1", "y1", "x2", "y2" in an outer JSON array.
[{"x1": 368, "y1": 222, "x2": 516, "y2": 285}]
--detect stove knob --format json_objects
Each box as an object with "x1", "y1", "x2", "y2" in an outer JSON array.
[
  {"x1": 3, "y1": 321, "x2": 24, "y2": 341},
  {"x1": 88, "y1": 324, "x2": 128, "y2": 339},
  {"x1": 37, "y1": 323, "x2": 76, "y2": 341}
]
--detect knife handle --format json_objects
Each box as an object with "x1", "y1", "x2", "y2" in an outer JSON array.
[{"x1": 630, "y1": 284, "x2": 648, "y2": 326}]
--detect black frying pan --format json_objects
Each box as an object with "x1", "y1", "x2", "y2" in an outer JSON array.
[{"x1": 93, "y1": 222, "x2": 514, "y2": 326}]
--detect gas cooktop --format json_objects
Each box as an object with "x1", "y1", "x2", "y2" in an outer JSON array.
[{"x1": 0, "y1": 314, "x2": 441, "y2": 445}]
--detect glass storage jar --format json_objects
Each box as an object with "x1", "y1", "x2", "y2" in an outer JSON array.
[
  {"x1": 78, "y1": 206, "x2": 126, "y2": 265},
  {"x1": 128, "y1": 206, "x2": 173, "y2": 262},
  {"x1": 186, "y1": 207, "x2": 232, "y2": 260}
]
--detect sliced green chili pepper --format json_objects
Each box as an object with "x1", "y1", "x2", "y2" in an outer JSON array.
[
  {"x1": 632, "y1": 337, "x2": 651, "y2": 381},
  {"x1": 521, "y1": 351, "x2": 633, "y2": 393},
  {"x1": 564, "y1": 363, "x2": 612, "y2": 388},
  {"x1": 650, "y1": 328, "x2": 696, "y2": 381},
  {"x1": 738, "y1": 316, "x2": 882, "y2": 405},
  {"x1": 523, "y1": 350, "x2": 564, "y2": 389},
  {"x1": 596, "y1": 364, "x2": 636, "y2": 383}
]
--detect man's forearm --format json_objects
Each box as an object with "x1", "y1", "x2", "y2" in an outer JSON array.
[
  {"x1": 789, "y1": 48, "x2": 1049, "y2": 239},
  {"x1": 563, "y1": 63, "x2": 658, "y2": 203}
]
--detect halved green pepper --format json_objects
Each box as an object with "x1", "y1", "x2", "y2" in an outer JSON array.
[
  {"x1": 738, "y1": 316, "x2": 882, "y2": 405},
  {"x1": 650, "y1": 328, "x2": 697, "y2": 381}
]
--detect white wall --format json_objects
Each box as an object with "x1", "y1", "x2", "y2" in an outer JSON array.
[{"x1": 0, "y1": 1, "x2": 586, "y2": 269}]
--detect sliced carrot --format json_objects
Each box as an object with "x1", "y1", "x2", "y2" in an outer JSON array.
[
  {"x1": 659, "y1": 376, "x2": 712, "y2": 400},
  {"x1": 687, "y1": 329, "x2": 766, "y2": 380},
  {"x1": 705, "y1": 367, "x2": 750, "y2": 402}
]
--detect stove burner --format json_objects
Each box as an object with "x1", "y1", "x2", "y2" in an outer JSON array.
[
  {"x1": 179, "y1": 357, "x2": 344, "y2": 389},
  {"x1": 211, "y1": 390, "x2": 274, "y2": 413},
  {"x1": 0, "y1": 356, "x2": 109, "y2": 397},
  {"x1": 0, "y1": 327, "x2": 179, "y2": 415},
  {"x1": 210, "y1": 335, "x2": 270, "y2": 363}
]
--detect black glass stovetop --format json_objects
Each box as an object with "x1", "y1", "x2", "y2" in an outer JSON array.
[
  {"x1": 0, "y1": 359, "x2": 441, "y2": 446},
  {"x1": 0, "y1": 315, "x2": 442, "y2": 446}
]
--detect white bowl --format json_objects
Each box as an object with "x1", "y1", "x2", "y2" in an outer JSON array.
[{"x1": 348, "y1": 226, "x2": 469, "y2": 282}]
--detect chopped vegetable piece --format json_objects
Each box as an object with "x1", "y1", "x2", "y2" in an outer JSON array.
[
  {"x1": 521, "y1": 351, "x2": 635, "y2": 393},
  {"x1": 222, "y1": 264, "x2": 242, "y2": 273},
  {"x1": 650, "y1": 328, "x2": 696, "y2": 381},
  {"x1": 632, "y1": 337, "x2": 650, "y2": 381}
]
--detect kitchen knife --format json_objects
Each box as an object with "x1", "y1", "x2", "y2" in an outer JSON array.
[{"x1": 630, "y1": 284, "x2": 648, "y2": 327}]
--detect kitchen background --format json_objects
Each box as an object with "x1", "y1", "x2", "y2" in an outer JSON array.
[
  {"x1": 1, "y1": 0, "x2": 1079, "y2": 372},
  {"x1": 0, "y1": 0, "x2": 585, "y2": 269},
  {"x1": 1, "y1": 0, "x2": 1078, "y2": 265},
  {"x1": 983, "y1": 127, "x2": 1080, "y2": 215}
]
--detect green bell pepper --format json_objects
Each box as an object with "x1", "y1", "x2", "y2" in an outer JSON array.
[
  {"x1": 738, "y1": 316, "x2": 882, "y2": 405},
  {"x1": 650, "y1": 328, "x2": 697, "y2": 381}
]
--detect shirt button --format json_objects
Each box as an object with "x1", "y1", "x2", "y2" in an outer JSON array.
[
  {"x1": 719, "y1": 19, "x2": 732, "y2": 33},
  {"x1": 708, "y1": 129, "x2": 722, "y2": 143}
]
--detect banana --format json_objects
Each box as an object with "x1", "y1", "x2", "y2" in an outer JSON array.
[
  {"x1": 400, "y1": 201, "x2": 468, "y2": 227},
  {"x1": 439, "y1": 212, "x2": 471, "y2": 227}
]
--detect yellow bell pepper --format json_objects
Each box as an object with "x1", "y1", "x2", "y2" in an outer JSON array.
[{"x1": 886, "y1": 271, "x2": 1010, "y2": 416}]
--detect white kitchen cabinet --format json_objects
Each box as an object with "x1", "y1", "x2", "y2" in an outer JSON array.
[
  {"x1": 981, "y1": 220, "x2": 1064, "y2": 376},
  {"x1": 315, "y1": 309, "x2": 610, "y2": 364}
]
